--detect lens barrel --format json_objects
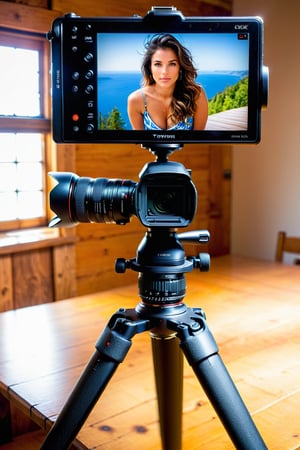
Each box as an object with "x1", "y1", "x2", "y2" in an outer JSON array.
[
  {"x1": 72, "y1": 177, "x2": 136, "y2": 224},
  {"x1": 49, "y1": 172, "x2": 136, "y2": 227}
]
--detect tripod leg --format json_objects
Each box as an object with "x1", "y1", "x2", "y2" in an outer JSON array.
[
  {"x1": 151, "y1": 332, "x2": 183, "y2": 450},
  {"x1": 171, "y1": 309, "x2": 267, "y2": 450},
  {"x1": 41, "y1": 349, "x2": 120, "y2": 450},
  {"x1": 191, "y1": 353, "x2": 267, "y2": 449},
  {"x1": 41, "y1": 310, "x2": 150, "y2": 450}
]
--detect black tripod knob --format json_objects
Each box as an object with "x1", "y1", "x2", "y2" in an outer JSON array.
[
  {"x1": 115, "y1": 258, "x2": 128, "y2": 273},
  {"x1": 189, "y1": 253, "x2": 210, "y2": 272}
]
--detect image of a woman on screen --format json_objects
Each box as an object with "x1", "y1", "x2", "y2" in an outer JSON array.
[{"x1": 127, "y1": 34, "x2": 208, "y2": 131}]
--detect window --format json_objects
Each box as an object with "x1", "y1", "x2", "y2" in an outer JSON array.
[
  {"x1": 0, "y1": 30, "x2": 52, "y2": 231},
  {"x1": 0, "y1": 133, "x2": 44, "y2": 221}
]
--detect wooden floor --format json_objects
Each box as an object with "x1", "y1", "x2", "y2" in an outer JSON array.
[{"x1": 0, "y1": 255, "x2": 300, "y2": 449}]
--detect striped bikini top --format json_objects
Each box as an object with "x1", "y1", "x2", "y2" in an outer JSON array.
[{"x1": 142, "y1": 90, "x2": 193, "y2": 131}]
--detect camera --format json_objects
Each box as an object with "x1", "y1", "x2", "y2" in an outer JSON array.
[
  {"x1": 48, "y1": 7, "x2": 268, "y2": 145},
  {"x1": 48, "y1": 7, "x2": 268, "y2": 231},
  {"x1": 49, "y1": 158, "x2": 197, "y2": 229}
]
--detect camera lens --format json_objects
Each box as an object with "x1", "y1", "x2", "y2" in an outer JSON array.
[
  {"x1": 150, "y1": 190, "x2": 177, "y2": 215},
  {"x1": 74, "y1": 177, "x2": 136, "y2": 224},
  {"x1": 49, "y1": 172, "x2": 136, "y2": 226}
]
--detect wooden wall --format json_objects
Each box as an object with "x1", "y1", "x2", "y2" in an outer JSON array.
[
  {"x1": 0, "y1": 232, "x2": 77, "y2": 311},
  {"x1": 50, "y1": 0, "x2": 233, "y2": 296}
]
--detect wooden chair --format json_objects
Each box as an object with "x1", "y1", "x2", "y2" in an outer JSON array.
[{"x1": 275, "y1": 231, "x2": 300, "y2": 264}]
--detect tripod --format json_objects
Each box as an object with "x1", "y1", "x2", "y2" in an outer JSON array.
[
  {"x1": 40, "y1": 226, "x2": 267, "y2": 449},
  {"x1": 41, "y1": 145, "x2": 267, "y2": 449}
]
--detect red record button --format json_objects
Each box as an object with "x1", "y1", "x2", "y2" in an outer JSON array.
[{"x1": 72, "y1": 113, "x2": 79, "y2": 122}]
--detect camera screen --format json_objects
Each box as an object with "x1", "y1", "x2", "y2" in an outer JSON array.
[
  {"x1": 49, "y1": 10, "x2": 268, "y2": 144},
  {"x1": 98, "y1": 32, "x2": 249, "y2": 131}
]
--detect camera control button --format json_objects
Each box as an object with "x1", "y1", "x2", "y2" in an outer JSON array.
[
  {"x1": 84, "y1": 36, "x2": 93, "y2": 44},
  {"x1": 72, "y1": 72, "x2": 80, "y2": 80},
  {"x1": 84, "y1": 52, "x2": 93, "y2": 62},
  {"x1": 72, "y1": 85, "x2": 79, "y2": 93},
  {"x1": 86, "y1": 124, "x2": 94, "y2": 133},
  {"x1": 85, "y1": 70, "x2": 94, "y2": 79},
  {"x1": 85, "y1": 85, "x2": 94, "y2": 94}
]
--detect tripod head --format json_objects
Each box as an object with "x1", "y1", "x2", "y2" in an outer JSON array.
[{"x1": 116, "y1": 227, "x2": 210, "y2": 307}]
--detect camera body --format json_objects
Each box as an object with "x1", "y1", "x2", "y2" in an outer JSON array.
[
  {"x1": 136, "y1": 159, "x2": 196, "y2": 227},
  {"x1": 50, "y1": 159, "x2": 196, "y2": 229},
  {"x1": 48, "y1": 7, "x2": 268, "y2": 145}
]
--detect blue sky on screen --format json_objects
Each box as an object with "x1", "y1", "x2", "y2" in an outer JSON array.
[{"x1": 97, "y1": 33, "x2": 249, "y2": 73}]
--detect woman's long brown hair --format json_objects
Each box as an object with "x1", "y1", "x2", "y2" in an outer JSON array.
[{"x1": 141, "y1": 33, "x2": 202, "y2": 124}]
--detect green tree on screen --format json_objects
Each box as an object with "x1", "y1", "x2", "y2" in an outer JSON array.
[{"x1": 208, "y1": 76, "x2": 248, "y2": 115}]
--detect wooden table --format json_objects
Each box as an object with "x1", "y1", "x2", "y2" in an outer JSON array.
[{"x1": 0, "y1": 255, "x2": 300, "y2": 449}]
